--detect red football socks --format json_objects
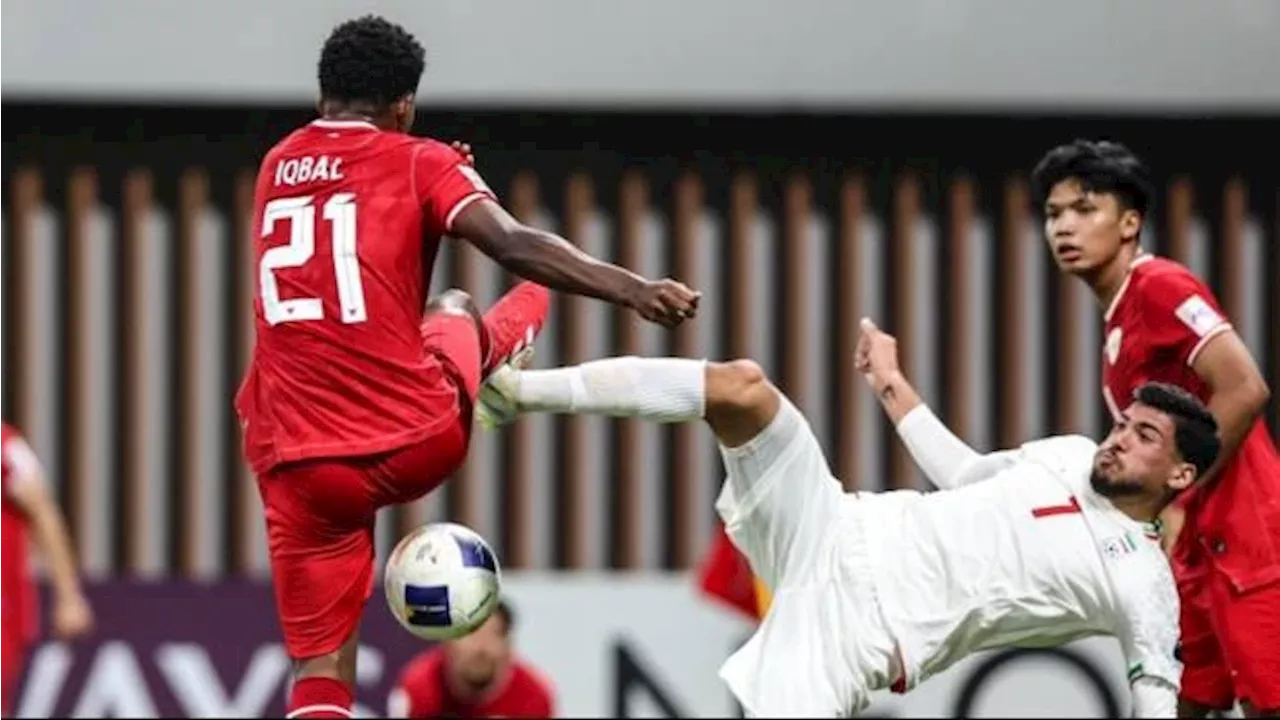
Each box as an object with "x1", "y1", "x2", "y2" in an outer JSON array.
[
  {"x1": 286, "y1": 676, "x2": 354, "y2": 719},
  {"x1": 482, "y1": 281, "x2": 551, "y2": 377}
]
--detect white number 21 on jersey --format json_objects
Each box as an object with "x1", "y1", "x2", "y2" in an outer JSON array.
[{"x1": 259, "y1": 193, "x2": 366, "y2": 326}]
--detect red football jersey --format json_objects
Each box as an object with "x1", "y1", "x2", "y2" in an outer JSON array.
[
  {"x1": 389, "y1": 647, "x2": 557, "y2": 719},
  {"x1": 1101, "y1": 254, "x2": 1280, "y2": 592},
  {"x1": 2, "y1": 424, "x2": 41, "y2": 644},
  {"x1": 235, "y1": 119, "x2": 496, "y2": 473}
]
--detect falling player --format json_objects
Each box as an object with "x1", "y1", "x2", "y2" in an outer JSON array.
[
  {"x1": 477, "y1": 319, "x2": 1213, "y2": 717},
  {"x1": 235, "y1": 15, "x2": 700, "y2": 720},
  {"x1": 1, "y1": 424, "x2": 95, "y2": 716},
  {"x1": 387, "y1": 600, "x2": 556, "y2": 719},
  {"x1": 1032, "y1": 139, "x2": 1280, "y2": 717}
]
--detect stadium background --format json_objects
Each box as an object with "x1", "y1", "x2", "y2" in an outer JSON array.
[{"x1": 3, "y1": 0, "x2": 1278, "y2": 716}]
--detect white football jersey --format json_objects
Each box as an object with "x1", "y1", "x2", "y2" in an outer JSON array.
[{"x1": 860, "y1": 435, "x2": 1181, "y2": 693}]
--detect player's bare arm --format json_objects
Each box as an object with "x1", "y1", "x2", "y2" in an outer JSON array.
[
  {"x1": 1158, "y1": 324, "x2": 1269, "y2": 561},
  {"x1": 1189, "y1": 330, "x2": 1271, "y2": 485},
  {"x1": 451, "y1": 199, "x2": 701, "y2": 328},
  {"x1": 5, "y1": 466, "x2": 94, "y2": 640}
]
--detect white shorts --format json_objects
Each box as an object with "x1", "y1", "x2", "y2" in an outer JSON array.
[{"x1": 714, "y1": 396, "x2": 897, "y2": 718}]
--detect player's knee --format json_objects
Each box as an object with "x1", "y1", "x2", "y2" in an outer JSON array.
[
  {"x1": 426, "y1": 288, "x2": 480, "y2": 320},
  {"x1": 705, "y1": 360, "x2": 781, "y2": 448},
  {"x1": 426, "y1": 288, "x2": 490, "y2": 359},
  {"x1": 707, "y1": 360, "x2": 769, "y2": 404}
]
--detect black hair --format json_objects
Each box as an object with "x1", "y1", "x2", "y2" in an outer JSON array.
[
  {"x1": 318, "y1": 15, "x2": 426, "y2": 108},
  {"x1": 1133, "y1": 382, "x2": 1221, "y2": 477},
  {"x1": 492, "y1": 599, "x2": 514, "y2": 636},
  {"x1": 1030, "y1": 139, "x2": 1155, "y2": 220}
]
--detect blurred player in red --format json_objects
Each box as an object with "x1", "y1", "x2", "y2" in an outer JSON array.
[
  {"x1": 1, "y1": 423, "x2": 94, "y2": 717},
  {"x1": 1033, "y1": 139, "x2": 1280, "y2": 716},
  {"x1": 387, "y1": 601, "x2": 555, "y2": 718},
  {"x1": 696, "y1": 522, "x2": 772, "y2": 622},
  {"x1": 235, "y1": 15, "x2": 700, "y2": 719}
]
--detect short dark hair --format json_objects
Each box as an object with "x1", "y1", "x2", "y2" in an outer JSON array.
[
  {"x1": 1133, "y1": 382, "x2": 1220, "y2": 477},
  {"x1": 1030, "y1": 139, "x2": 1155, "y2": 219},
  {"x1": 318, "y1": 15, "x2": 426, "y2": 107},
  {"x1": 492, "y1": 599, "x2": 515, "y2": 636}
]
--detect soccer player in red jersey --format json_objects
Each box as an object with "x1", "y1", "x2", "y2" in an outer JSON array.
[
  {"x1": 235, "y1": 15, "x2": 699, "y2": 719},
  {"x1": 388, "y1": 601, "x2": 556, "y2": 719},
  {"x1": 1, "y1": 423, "x2": 94, "y2": 716},
  {"x1": 1033, "y1": 140, "x2": 1280, "y2": 716}
]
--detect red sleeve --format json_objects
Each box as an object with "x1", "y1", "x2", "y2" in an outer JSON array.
[
  {"x1": 533, "y1": 670, "x2": 557, "y2": 718},
  {"x1": 1135, "y1": 270, "x2": 1232, "y2": 368},
  {"x1": 514, "y1": 662, "x2": 558, "y2": 718},
  {"x1": 412, "y1": 141, "x2": 497, "y2": 237},
  {"x1": 390, "y1": 652, "x2": 445, "y2": 719},
  {"x1": 534, "y1": 688, "x2": 556, "y2": 718},
  {"x1": 1, "y1": 425, "x2": 12, "y2": 496}
]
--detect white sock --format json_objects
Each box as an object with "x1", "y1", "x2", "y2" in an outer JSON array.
[{"x1": 513, "y1": 356, "x2": 706, "y2": 422}]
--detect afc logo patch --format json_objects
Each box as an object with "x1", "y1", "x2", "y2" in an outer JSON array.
[
  {"x1": 1105, "y1": 327, "x2": 1123, "y2": 365},
  {"x1": 1174, "y1": 295, "x2": 1224, "y2": 338},
  {"x1": 1101, "y1": 533, "x2": 1139, "y2": 560}
]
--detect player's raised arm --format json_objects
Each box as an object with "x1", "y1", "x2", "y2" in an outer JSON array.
[
  {"x1": 1138, "y1": 272, "x2": 1272, "y2": 485},
  {"x1": 856, "y1": 318, "x2": 1017, "y2": 489},
  {"x1": 2, "y1": 437, "x2": 94, "y2": 641},
  {"x1": 450, "y1": 198, "x2": 700, "y2": 329}
]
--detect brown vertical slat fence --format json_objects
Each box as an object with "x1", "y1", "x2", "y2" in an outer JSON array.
[{"x1": 3, "y1": 165, "x2": 1277, "y2": 578}]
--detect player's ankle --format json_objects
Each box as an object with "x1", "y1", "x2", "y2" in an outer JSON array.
[{"x1": 287, "y1": 676, "x2": 354, "y2": 718}]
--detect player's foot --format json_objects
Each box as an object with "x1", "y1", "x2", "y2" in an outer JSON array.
[
  {"x1": 481, "y1": 282, "x2": 551, "y2": 379},
  {"x1": 476, "y1": 362, "x2": 524, "y2": 430}
]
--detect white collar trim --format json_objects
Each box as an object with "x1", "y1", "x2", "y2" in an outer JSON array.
[
  {"x1": 1104, "y1": 253, "x2": 1153, "y2": 322},
  {"x1": 310, "y1": 119, "x2": 378, "y2": 130}
]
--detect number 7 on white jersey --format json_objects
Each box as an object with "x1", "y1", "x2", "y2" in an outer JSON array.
[{"x1": 259, "y1": 193, "x2": 367, "y2": 326}]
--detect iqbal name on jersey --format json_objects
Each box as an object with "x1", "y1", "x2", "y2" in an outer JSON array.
[{"x1": 274, "y1": 155, "x2": 345, "y2": 187}]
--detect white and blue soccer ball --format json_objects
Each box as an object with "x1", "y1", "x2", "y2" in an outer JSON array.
[{"x1": 384, "y1": 522, "x2": 503, "y2": 642}]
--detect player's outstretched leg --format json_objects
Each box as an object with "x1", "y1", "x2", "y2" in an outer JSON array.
[
  {"x1": 484, "y1": 357, "x2": 855, "y2": 716},
  {"x1": 479, "y1": 281, "x2": 550, "y2": 378},
  {"x1": 422, "y1": 282, "x2": 551, "y2": 406},
  {"x1": 481, "y1": 355, "x2": 781, "y2": 449}
]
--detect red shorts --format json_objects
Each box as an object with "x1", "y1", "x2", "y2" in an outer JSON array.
[
  {"x1": 1176, "y1": 558, "x2": 1280, "y2": 711},
  {"x1": 258, "y1": 311, "x2": 481, "y2": 660}
]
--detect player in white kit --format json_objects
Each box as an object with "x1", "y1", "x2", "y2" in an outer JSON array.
[{"x1": 477, "y1": 319, "x2": 1219, "y2": 718}]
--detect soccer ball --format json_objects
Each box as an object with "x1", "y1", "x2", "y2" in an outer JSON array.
[{"x1": 384, "y1": 522, "x2": 503, "y2": 642}]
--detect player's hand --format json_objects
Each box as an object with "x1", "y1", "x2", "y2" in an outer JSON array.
[
  {"x1": 627, "y1": 279, "x2": 701, "y2": 328},
  {"x1": 854, "y1": 317, "x2": 902, "y2": 392},
  {"x1": 450, "y1": 141, "x2": 476, "y2": 166},
  {"x1": 52, "y1": 592, "x2": 94, "y2": 640}
]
